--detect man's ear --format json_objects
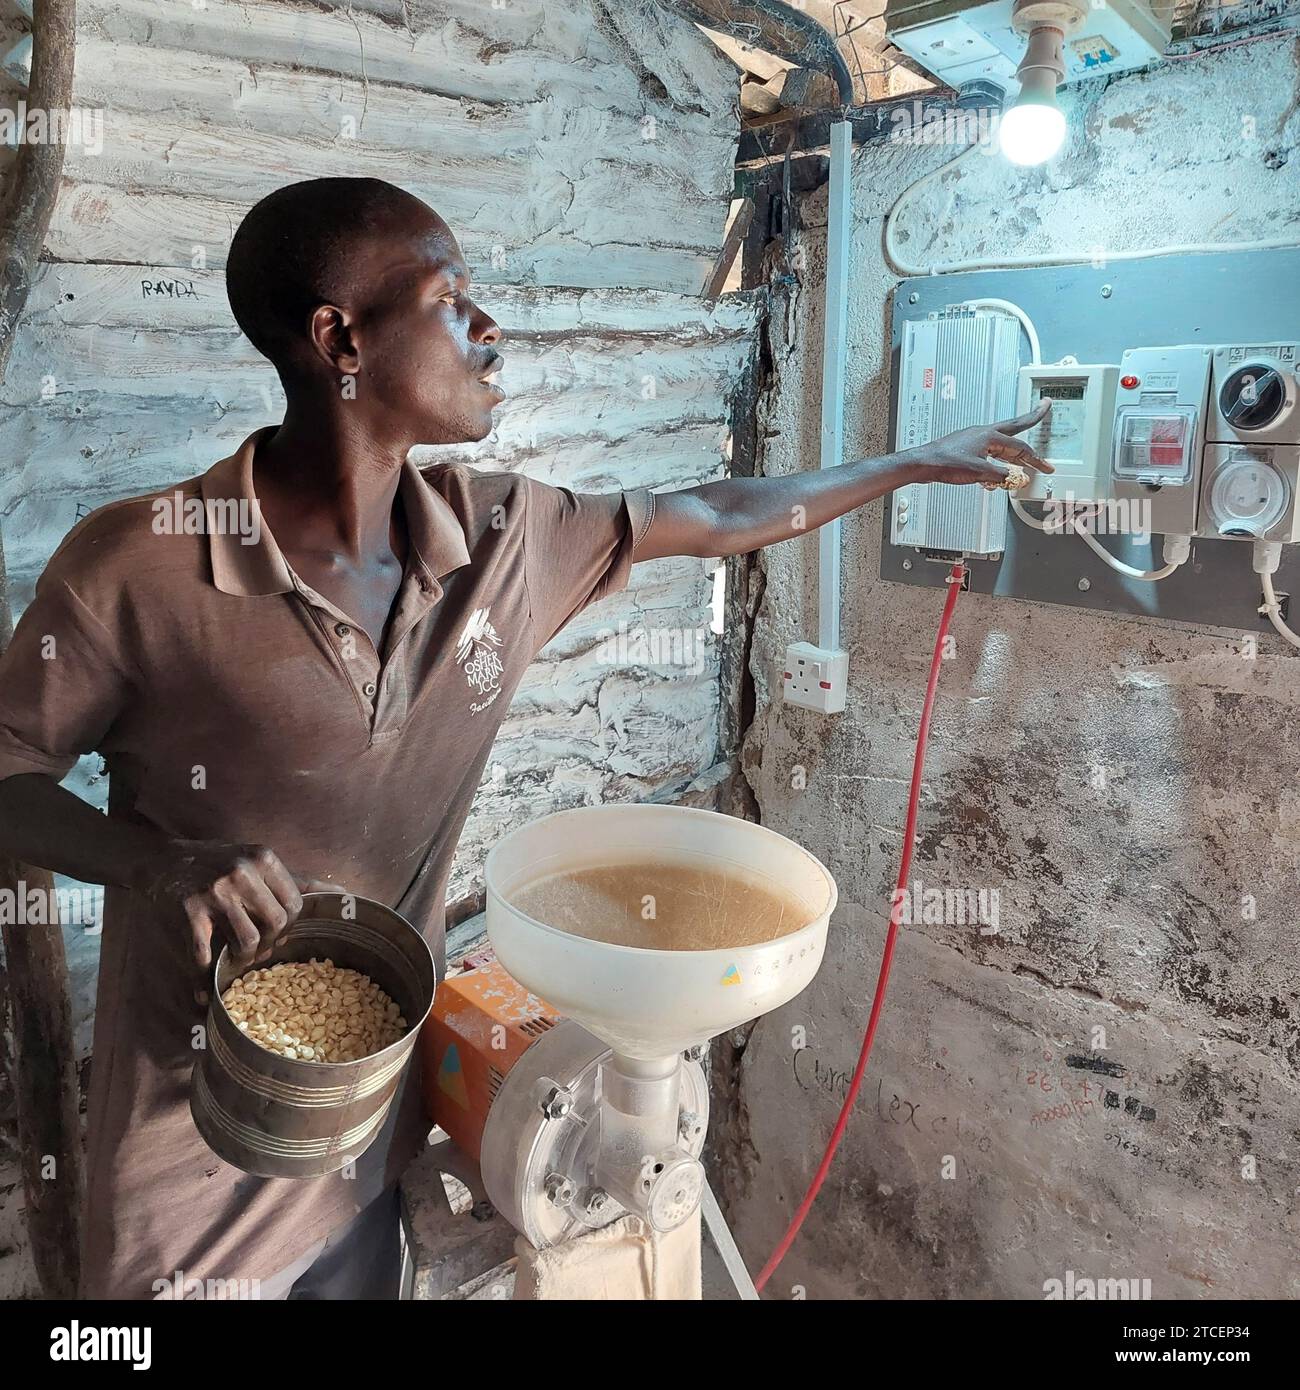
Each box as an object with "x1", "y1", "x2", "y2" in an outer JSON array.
[{"x1": 307, "y1": 303, "x2": 361, "y2": 376}]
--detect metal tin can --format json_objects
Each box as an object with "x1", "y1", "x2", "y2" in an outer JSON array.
[{"x1": 190, "y1": 892, "x2": 437, "y2": 1178}]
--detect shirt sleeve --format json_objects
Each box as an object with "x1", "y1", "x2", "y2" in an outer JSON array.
[
  {"x1": 522, "y1": 477, "x2": 652, "y2": 647},
  {"x1": 0, "y1": 570, "x2": 132, "y2": 784}
]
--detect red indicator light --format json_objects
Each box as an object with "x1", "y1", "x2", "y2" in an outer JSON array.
[
  {"x1": 1120, "y1": 374, "x2": 1140, "y2": 390},
  {"x1": 819, "y1": 680, "x2": 832, "y2": 689},
  {"x1": 783, "y1": 672, "x2": 792, "y2": 680}
]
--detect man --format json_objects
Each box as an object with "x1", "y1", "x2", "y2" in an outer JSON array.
[{"x1": 0, "y1": 177, "x2": 1049, "y2": 1298}]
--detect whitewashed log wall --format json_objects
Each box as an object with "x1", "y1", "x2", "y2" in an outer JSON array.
[{"x1": 0, "y1": 0, "x2": 755, "y2": 1295}]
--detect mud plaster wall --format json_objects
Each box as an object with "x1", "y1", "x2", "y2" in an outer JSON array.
[{"x1": 718, "y1": 34, "x2": 1300, "y2": 1299}]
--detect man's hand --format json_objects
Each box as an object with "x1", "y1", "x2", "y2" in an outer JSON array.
[
  {"x1": 905, "y1": 399, "x2": 1054, "y2": 487},
  {"x1": 0, "y1": 775, "x2": 348, "y2": 1003},
  {"x1": 140, "y1": 840, "x2": 321, "y2": 996}
]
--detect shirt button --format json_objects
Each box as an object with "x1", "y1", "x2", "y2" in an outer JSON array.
[
  {"x1": 363, "y1": 681, "x2": 377, "y2": 698},
  {"x1": 336, "y1": 623, "x2": 351, "y2": 637}
]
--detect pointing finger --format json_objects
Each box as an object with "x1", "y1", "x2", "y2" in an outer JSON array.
[{"x1": 994, "y1": 398, "x2": 1052, "y2": 436}]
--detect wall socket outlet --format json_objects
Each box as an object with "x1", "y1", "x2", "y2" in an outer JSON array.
[{"x1": 782, "y1": 643, "x2": 849, "y2": 714}]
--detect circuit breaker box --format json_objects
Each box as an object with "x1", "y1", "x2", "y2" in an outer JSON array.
[
  {"x1": 1109, "y1": 344, "x2": 1213, "y2": 535},
  {"x1": 883, "y1": 0, "x2": 1171, "y2": 93}
]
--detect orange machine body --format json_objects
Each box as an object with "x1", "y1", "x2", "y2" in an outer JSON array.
[{"x1": 421, "y1": 957, "x2": 562, "y2": 1161}]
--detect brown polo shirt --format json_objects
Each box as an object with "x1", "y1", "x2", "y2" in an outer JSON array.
[{"x1": 0, "y1": 428, "x2": 650, "y2": 1298}]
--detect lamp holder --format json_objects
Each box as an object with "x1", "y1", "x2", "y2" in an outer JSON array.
[
  {"x1": 1009, "y1": 0, "x2": 1085, "y2": 99},
  {"x1": 1016, "y1": 27, "x2": 1066, "y2": 99},
  {"x1": 1010, "y1": 0, "x2": 1088, "y2": 37}
]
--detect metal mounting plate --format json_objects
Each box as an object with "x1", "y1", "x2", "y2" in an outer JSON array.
[{"x1": 880, "y1": 248, "x2": 1300, "y2": 631}]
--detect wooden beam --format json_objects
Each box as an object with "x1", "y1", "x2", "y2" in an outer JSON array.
[
  {"x1": 0, "y1": 0, "x2": 83, "y2": 1300},
  {"x1": 702, "y1": 197, "x2": 756, "y2": 301},
  {"x1": 0, "y1": 4, "x2": 75, "y2": 376},
  {"x1": 737, "y1": 92, "x2": 963, "y2": 163}
]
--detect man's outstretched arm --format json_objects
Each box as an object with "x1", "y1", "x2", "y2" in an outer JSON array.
[{"x1": 632, "y1": 404, "x2": 1052, "y2": 561}]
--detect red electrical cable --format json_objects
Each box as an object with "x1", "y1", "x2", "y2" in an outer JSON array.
[{"x1": 754, "y1": 562, "x2": 966, "y2": 1293}]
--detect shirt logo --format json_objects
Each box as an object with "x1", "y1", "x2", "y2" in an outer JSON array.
[{"x1": 456, "y1": 607, "x2": 505, "y2": 714}]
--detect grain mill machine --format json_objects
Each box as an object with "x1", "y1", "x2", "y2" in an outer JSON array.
[{"x1": 422, "y1": 805, "x2": 836, "y2": 1281}]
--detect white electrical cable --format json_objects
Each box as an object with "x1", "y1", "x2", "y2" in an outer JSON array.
[
  {"x1": 1254, "y1": 541, "x2": 1300, "y2": 650},
  {"x1": 882, "y1": 146, "x2": 1299, "y2": 279},
  {"x1": 896, "y1": 233, "x2": 1300, "y2": 280},
  {"x1": 1010, "y1": 495, "x2": 1049, "y2": 530},
  {"x1": 1259, "y1": 572, "x2": 1300, "y2": 649},
  {"x1": 962, "y1": 298, "x2": 1042, "y2": 365},
  {"x1": 1010, "y1": 495, "x2": 1184, "y2": 580},
  {"x1": 1075, "y1": 524, "x2": 1183, "y2": 581},
  {"x1": 882, "y1": 144, "x2": 985, "y2": 279}
]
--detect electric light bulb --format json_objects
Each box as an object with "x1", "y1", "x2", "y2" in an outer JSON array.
[{"x1": 998, "y1": 100, "x2": 1067, "y2": 166}]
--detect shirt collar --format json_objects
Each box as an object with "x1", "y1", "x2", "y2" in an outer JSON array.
[{"x1": 201, "y1": 427, "x2": 472, "y2": 598}]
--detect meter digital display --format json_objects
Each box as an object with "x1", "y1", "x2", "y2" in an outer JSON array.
[{"x1": 1039, "y1": 381, "x2": 1086, "y2": 402}]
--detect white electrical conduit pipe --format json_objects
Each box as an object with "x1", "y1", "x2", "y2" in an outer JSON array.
[
  {"x1": 882, "y1": 143, "x2": 1300, "y2": 280},
  {"x1": 816, "y1": 119, "x2": 853, "y2": 652},
  {"x1": 700, "y1": 1179, "x2": 759, "y2": 1300}
]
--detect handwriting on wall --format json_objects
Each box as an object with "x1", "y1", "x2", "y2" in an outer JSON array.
[
  {"x1": 1022, "y1": 1052, "x2": 1157, "y2": 1126},
  {"x1": 790, "y1": 1046, "x2": 1158, "y2": 1145},
  {"x1": 790, "y1": 1050, "x2": 994, "y2": 1152},
  {"x1": 141, "y1": 279, "x2": 200, "y2": 300},
  {"x1": 1064, "y1": 1052, "x2": 1156, "y2": 1123}
]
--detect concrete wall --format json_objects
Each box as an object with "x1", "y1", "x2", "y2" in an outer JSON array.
[
  {"x1": 0, "y1": 0, "x2": 750, "y2": 1297},
  {"x1": 718, "y1": 33, "x2": 1300, "y2": 1300}
]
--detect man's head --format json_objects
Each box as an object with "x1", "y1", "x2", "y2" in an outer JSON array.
[{"x1": 226, "y1": 178, "x2": 503, "y2": 445}]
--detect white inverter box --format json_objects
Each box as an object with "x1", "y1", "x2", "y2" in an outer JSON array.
[{"x1": 890, "y1": 307, "x2": 1023, "y2": 556}]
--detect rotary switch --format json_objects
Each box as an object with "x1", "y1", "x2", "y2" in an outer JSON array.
[{"x1": 1219, "y1": 362, "x2": 1288, "y2": 433}]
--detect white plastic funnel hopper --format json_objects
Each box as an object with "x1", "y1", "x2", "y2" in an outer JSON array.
[{"x1": 484, "y1": 805, "x2": 837, "y2": 1060}]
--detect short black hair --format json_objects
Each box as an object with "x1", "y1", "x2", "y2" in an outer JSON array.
[{"x1": 226, "y1": 177, "x2": 430, "y2": 367}]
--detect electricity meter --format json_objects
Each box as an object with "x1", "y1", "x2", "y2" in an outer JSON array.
[{"x1": 1015, "y1": 362, "x2": 1118, "y2": 502}]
